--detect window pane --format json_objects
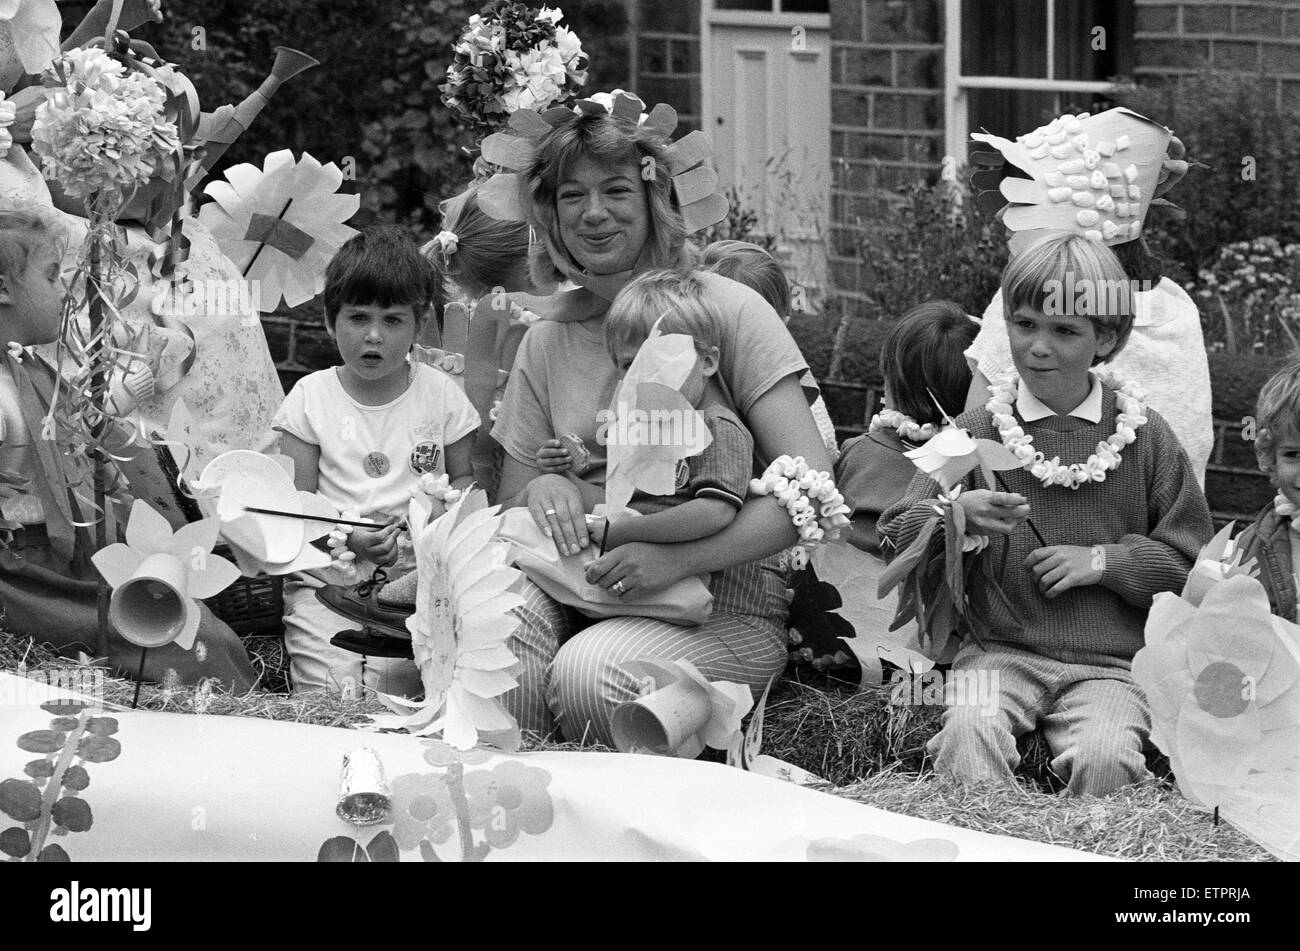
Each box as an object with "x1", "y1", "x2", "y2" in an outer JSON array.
[
  {"x1": 1053, "y1": 0, "x2": 1135, "y2": 80},
  {"x1": 962, "y1": 0, "x2": 1047, "y2": 78},
  {"x1": 781, "y1": 0, "x2": 830, "y2": 12},
  {"x1": 715, "y1": 0, "x2": 773, "y2": 10}
]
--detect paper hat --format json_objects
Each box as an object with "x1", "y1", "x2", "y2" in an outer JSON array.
[
  {"x1": 611, "y1": 658, "x2": 753, "y2": 759},
  {"x1": 475, "y1": 89, "x2": 729, "y2": 235},
  {"x1": 970, "y1": 108, "x2": 1182, "y2": 253},
  {"x1": 192, "y1": 450, "x2": 336, "y2": 576},
  {"x1": 91, "y1": 501, "x2": 240, "y2": 649}
]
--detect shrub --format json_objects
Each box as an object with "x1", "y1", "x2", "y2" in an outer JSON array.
[{"x1": 1192, "y1": 238, "x2": 1300, "y2": 354}]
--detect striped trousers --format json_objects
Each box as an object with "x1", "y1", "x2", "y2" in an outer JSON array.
[
  {"x1": 927, "y1": 642, "x2": 1152, "y2": 797},
  {"x1": 503, "y1": 574, "x2": 789, "y2": 746}
]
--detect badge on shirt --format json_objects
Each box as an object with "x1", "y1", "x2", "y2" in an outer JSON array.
[
  {"x1": 409, "y1": 440, "x2": 442, "y2": 475},
  {"x1": 363, "y1": 452, "x2": 390, "y2": 478},
  {"x1": 674, "y1": 458, "x2": 689, "y2": 490}
]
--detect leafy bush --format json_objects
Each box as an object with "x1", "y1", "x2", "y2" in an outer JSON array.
[
  {"x1": 1115, "y1": 69, "x2": 1300, "y2": 281},
  {"x1": 1192, "y1": 238, "x2": 1300, "y2": 354}
]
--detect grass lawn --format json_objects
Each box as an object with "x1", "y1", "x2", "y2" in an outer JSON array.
[{"x1": 0, "y1": 630, "x2": 1273, "y2": 862}]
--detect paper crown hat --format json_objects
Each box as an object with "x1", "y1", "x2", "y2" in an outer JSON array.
[
  {"x1": 969, "y1": 107, "x2": 1183, "y2": 253},
  {"x1": 474, "y1": 89, "x2": 730, "y2": 236}
]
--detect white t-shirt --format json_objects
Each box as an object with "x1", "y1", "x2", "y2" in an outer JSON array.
[
  {"x1": 273, "y1": 363, "x2": 480, "y2": 516},
  {"x1": 968, "y1": 278, "x2": 1214, "y2": 487}
]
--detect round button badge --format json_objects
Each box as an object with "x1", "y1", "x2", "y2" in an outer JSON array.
[{"x1": 362, "y1": 451, "x2": 390, "y2": 478}]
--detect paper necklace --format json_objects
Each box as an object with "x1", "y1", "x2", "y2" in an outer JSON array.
[
  {"x1": 985, "y1": 374, "x2": 1148, "y2": 490},
  {"x1": 868, "y1": 408, "x2": 938, "y2": 444}
]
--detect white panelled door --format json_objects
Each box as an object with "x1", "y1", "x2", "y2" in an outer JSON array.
[{"x1": 705, "y1": 13, "x2": 830, "y2": 306}]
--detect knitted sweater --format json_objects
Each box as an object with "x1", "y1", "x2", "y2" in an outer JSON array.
[{"x1": 878, "y1": 385, "x2": 1214, "y2": 663}]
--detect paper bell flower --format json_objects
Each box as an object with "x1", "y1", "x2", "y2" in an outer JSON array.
[
  {"x1": 611, "y1": 657, "x2": 754, "y2": 759},
  {"x1": 1180, "y1": 522, "x2": 1258, "y2": 608},
  {"x1": 1133, "y1": 573, "x2": 1300, "y2": 860},
  {"x1": 903, "y1": 424, "x2": 1021, "y2": 493},
  {"x1": 372, "y1": 490, "x2": 526, "y2": 751},
  {"x1": 191, "y1": 449, "x2": 336, "y2": 576},
  {"x1": 90, "y1": 500, "x2": 240, "y2": 649},
  {"x1": 603, "y1": 330, "x2": 713, "y2": 517},
  {"x1": 197, "y1": 149, "x2": 359, "y2": 309},
  {"x1": 0, "y1": 0, "x2": 60, "y2": 76}
]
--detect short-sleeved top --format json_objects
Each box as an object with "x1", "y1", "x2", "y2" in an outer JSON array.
[
  {"x1": 491, "y1": 270, "x2": 811, "y2": 484},
  {"x1": 273, "y1": 363, "x2": 480, "y2": 516},
  {"x1": 628, "y1": 402, "x2": 754, "y2": 516},
  {"x1": 968, "y1": 279, "x2": 1213, "y2": 486}
]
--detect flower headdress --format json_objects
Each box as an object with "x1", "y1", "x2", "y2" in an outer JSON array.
[
  {"x1": 969, "y1": 107, "x2": 1188, "y2": 254},
  {"x1": 475, "y1": 89, "x2": 729, "y2": 239}
]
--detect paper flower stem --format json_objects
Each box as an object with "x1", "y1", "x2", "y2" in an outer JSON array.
[
  {"x1": 993, "y1": 472, "x2": 1048, "y2": 548},
  {"x1": 242, "y1": 506, "x2": 389, "y2": 530},
  {"x1": 88, "y1": 235, "x2": 112, "y2": 660},
  {"x1": 26, "y1": 711, "x2": 92, "y2": 861},
  {"x1": 446, "y1": 762, "x2": 490, "y2": 863},
  {"x1": 241, "y1": 197, "x2": 294, "y2": 278},
  {"x1": 131, "y1": 646, "x2": 148, "y2": 709}
]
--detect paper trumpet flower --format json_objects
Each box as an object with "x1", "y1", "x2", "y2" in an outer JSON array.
[
  {"x1": 191, "y1": 450, "x2": 335, "y2": 576},
  {"x1": 372, "y1": 490, "x2": 526, "y2": 751},
  {"x1": 1133, "y1": 572, "x2": 1300, "y2": 861},
  {"x1": 90, "y1": 500, "x2": 240, "y2": 649},
  {"x1": 903, "y1": 425, "x2": 1022, "y2": 493},
  {"x1": 604, "y1": 331, "x2": 713, "y2": 517},
  {"x1": 611, "y1": 658, "x2": 753, "y2": 759},
  {"x1": 197, "y1": 149, "x2": 359, "y2": 309}
]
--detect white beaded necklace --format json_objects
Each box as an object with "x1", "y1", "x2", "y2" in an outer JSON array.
[
  {"x1": 868, "y1": 408, "x2": 938, "y2": 444},
  {"x1": 985, "y1": 373, "x2": 1149, "y2": 490}
]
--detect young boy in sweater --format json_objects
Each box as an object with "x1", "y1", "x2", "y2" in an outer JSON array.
[{"x1": 879, "y1": 233, "x2": 1213, "y2": 796}]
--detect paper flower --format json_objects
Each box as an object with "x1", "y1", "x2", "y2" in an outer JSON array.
[
  {"x1": 0, "y1": 0, "x2": 60, "y2": 76},
  {"x1": 30, "y1": 46, "x2": 181, "y2": 201},
  {"x1": 1180, "y1": 522, "x2": 1257, "y2": 608},
  {"x1": 603, "y1": 331, "x2": 712, "y2": 517},
  {"x1": 90, "y1": 500, "x2": 239, "y2": 649},
  {"x1": 372, "y1": 490, "x2": 526, "y2": 751},
  {"x1": 197, "y1": 149, "x2": 359, "y2": 309},
  {"x1": 611, "y1": 657, "x2": 753, "y2": 759},
  {"x1": 0, "y1": 91, "x2": 14, "y2": 159},
  {"x1": 191, "y1": 449, "x2": 336, "y2": 576},
  {"x1": 1134, "y1": 573, "x2": 1300, "y2": 860},
  {"x1": 903, "y1": 424, "x2": 1022, "y2": 493}
]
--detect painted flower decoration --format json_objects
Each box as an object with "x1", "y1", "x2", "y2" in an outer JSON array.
[
  {"x1": 90, "y1": 500, "x2": 240, "y2": 649},
  {"x1": 31, "y1": 46, "x2": 181, "y2": 201},
  {"x1": 373, "y1": 490, "x2": 526, "y2": 751},
  {"x1": 197, "y1": 149, "x2": 359, "y2": 309},
  {"x1": 389, "y1": 772, "x2": 456, "y2": 852},
  {"x1": 0, "y1": 0, "x2": 60, "y2": 76},
  {"x1": 1133, "y1": 573, "x2": 1300, "y2": 859},
  {"x1": 462, "y1": 761, "x2": 554, "y2": 850}
]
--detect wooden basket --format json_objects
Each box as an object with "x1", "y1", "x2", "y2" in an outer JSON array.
[{"x1": 204, "y1": 544, "x2": 285, "y2": 637}]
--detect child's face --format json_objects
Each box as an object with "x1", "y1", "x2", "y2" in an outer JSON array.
[
  {"x1": 611, "y1": 339, "x2": 718, "y2": 407},
  {"x1": 1274, "y1": 433, "x2": 1300, "y2": 510},
  {"x1": 329, "y1": 302, "x2": 419, "y2": 385},
  {"x1": 0, "y1": 245, "x2": 66, "y2": 346},
  {"x1": 1007, "y1": 304, "x2": 1116, "y2": 412}
]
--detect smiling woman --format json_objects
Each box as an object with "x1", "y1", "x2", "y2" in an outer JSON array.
[{"x1": 485, "y1": 92, "x2": 833, "y2": 747}]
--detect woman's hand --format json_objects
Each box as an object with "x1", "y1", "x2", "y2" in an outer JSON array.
[
  {"x1": 526, "y1": 474, "x2": 588, "y2": 556},
  {"x1": 954, "y1": 489, "x2": 1029, "y2": 536},
  {"x1": 534, "y1": 438, "x2": 573, "y2": 474},
  {"x1": 585, "y1": 542, "x2": 685, "y2": 599}
]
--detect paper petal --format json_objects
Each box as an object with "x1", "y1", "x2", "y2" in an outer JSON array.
[{"x1": 124, "y1": 500, "x2": 176, "y2": 553}]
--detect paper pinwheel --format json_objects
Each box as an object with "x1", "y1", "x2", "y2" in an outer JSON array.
[
  {"x1": 191, "y1": 450, "x2": 336, "y2": 576},
  {"x1": 90, "y1": 500, "x2": 240, "y2": 649},
  {"x1": 611, "y1": 658, "x2": 753, "y2": 759},
  {"x1": 372, "y1": 490, "x2": 526, "y2": 752},
  {"x1": 604, "y1": 330, "x2": 712, "y2": 517},
  {"x1": 197, "y1": 149, "x2": 359, "y2": 309},
  {"x1": 0, "y1": 0, "x2": 60, "y2": 76},
  {"x1": 1133, "y1": 572, "x2": 1300, "y2": 860}
]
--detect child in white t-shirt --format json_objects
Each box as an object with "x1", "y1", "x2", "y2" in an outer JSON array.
[{"x1": 273, "y1": 227, "x2": 480, "y2": 694}]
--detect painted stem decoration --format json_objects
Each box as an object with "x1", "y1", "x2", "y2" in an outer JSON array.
[{"x1": 241, "y1": 197, "x2": 293, "y2": 278}]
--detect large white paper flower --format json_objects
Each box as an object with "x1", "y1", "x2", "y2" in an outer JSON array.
[{"x1": 374, "y1": 490, "x2": 526, "y2": 751}]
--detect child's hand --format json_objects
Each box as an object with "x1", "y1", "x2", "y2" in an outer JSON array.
[
  {"x1": 953, "y1": 489, "x2": 1029, "y2": 536},
  {"x1": 348, "y1": 517, "x2": 402, "y2": 567},
  {"x1": 586, "y1": 515, "x2": 608, "y2": 548},
  {"x1": 535, "y1": 439, "x2": 572, "y2": 474},
  {"x1": 1025, "y1": 545, "x2": 1103, "y2": 599}
]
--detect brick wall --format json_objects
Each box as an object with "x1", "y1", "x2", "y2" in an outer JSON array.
[
  {"x1": 634, "y1": 0, "x2": 703, "y2": 132},
  {"x1": 828, "y1": 0, "x2": 944, "y2": 305},
  {"x1": 1134, "y1": 0, "x2": 1300, "y2": 107}
]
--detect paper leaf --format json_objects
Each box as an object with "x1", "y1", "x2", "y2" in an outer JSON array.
[{"x1": 476, "y1": 173, "x2": 526, "y2": 222}]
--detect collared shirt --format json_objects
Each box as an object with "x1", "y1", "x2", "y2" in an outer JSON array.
[{"x1": 1016, "y1": 373, "x2": 1103, "y2": 424}]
